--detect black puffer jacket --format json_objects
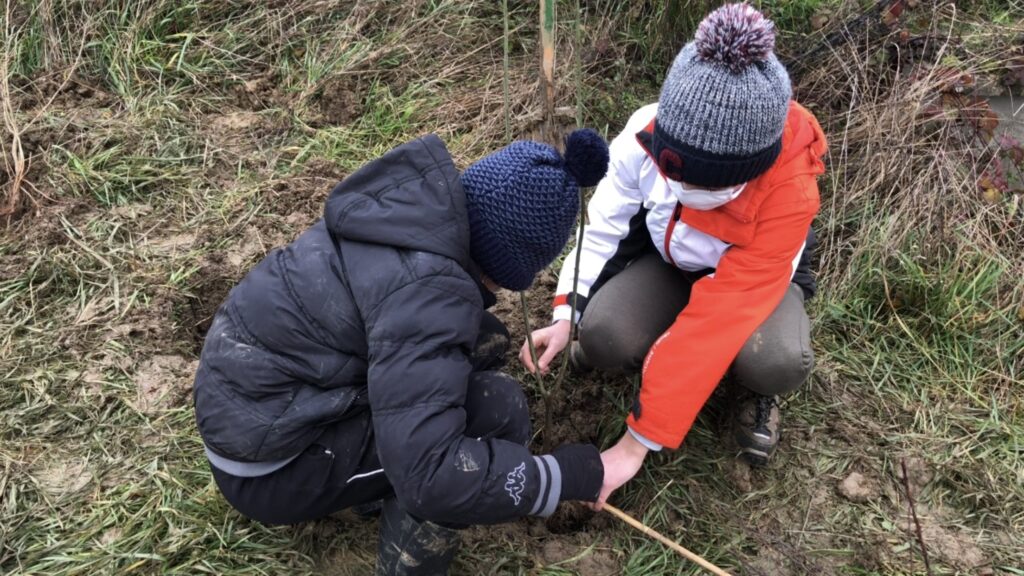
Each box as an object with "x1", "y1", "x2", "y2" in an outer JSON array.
[{"x1": 194, "y1": 135, "x2": 600, "y2": 524}]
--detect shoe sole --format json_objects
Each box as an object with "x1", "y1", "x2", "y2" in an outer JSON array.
[
  {"x1": 740, "y1": 446, "x2": 772, "y2": 467},
  {"x1": 737, "y1": 430, "x2": 778, "y2": 467}
]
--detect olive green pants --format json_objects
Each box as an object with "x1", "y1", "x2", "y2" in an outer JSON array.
[{"x1": 576, "y1": 253, "x2": 813, "y2": 396}]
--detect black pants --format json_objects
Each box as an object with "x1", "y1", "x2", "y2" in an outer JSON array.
[{"x1": 211, "y1": 312, "x2": 526, "y2": 526}]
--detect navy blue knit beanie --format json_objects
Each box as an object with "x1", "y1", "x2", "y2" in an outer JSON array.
[{"x1": 462, "y1": 129, "x2": 609, "y2": 291}]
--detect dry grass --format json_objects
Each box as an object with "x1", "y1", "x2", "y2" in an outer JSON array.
[{"x1": 1, "y1": 1, "x2": 1023, "y2": 575}]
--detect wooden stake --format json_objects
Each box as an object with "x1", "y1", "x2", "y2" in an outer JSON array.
[
  {"x1": 602, "y1": 504, "x2": 733, "y2": 576},
  {"x1": 539, "y1": 0, "x2": 556, "y2": 143}
]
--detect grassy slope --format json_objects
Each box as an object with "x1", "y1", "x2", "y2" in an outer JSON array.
[{"x1": 1, "y1": 1, "x2": 1022, "y2": 575}]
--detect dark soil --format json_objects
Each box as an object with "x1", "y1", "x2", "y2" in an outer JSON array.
[
  {"x1": 313, "y1": 76, "x2": 365, "y2": 127},
  {"x1": 173, "y1": 256, "x2": 238, "y2": 355}
]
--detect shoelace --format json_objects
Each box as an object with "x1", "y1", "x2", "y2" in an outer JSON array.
[{"x1": 753, "y1": 395, "x2": 778, "y2": 431}]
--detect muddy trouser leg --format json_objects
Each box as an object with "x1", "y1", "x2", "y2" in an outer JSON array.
[
  {"x1": 471, "y1": 311, "x2": 511, "y2": 372},
  {"x1": 731, "y1": 283, "x2": 814, "y2": 396},
  {"x1": 577, "y1": 253, "x2": 812, "y2": 391},
  {"x1": 376, "y1": 370, "x2": 530, "y2": 576}
]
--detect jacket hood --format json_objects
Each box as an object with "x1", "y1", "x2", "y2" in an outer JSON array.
[
  {"x1": 324, "y1": 134, "x2": 471, "y2": 268},
  {"x1": 773, "y1": 101, "x2": 827, "y2": 177}
]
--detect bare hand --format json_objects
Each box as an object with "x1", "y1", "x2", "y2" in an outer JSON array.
[
  {"x1": 519, "y1": 320, "x2": 571, "y2": 375},
  {"x1": 589, "y1": 432, "x2": 649, "y2": 511}
]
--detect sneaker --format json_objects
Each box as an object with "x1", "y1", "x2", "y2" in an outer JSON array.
[
  {"x1": 568, "y1": 341, "x2": 592, "y2": 373},
  {"x1": 734, "y1": 392, "x2": 781, "y2": 467}
]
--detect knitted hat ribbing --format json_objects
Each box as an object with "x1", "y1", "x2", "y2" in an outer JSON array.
[
  {"x1": 462, "y1": 129, "x2": 609, "y2": 291},
  {"x1": 654, "y1": 3, "x2": 792, "y2": 188}
]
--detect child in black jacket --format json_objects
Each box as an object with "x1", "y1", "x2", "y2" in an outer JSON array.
[{"x1": 193, "y1": 130, "x2": 609, "y2": 574}]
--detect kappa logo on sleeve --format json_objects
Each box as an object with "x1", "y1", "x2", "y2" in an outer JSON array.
[{"x1": 504, "y1": 462, "x2": 526, "y2": 505}]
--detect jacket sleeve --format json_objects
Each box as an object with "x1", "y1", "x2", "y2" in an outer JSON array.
[
  {"x1": 552, "y1": 115, "x2": 648, "y2": 323},
  {"x1": 366, "y1": 273, "x2": 571, "y2": 524},
  {"x1": 627, "y1": 184, "x2": 819, "y2": 449}
]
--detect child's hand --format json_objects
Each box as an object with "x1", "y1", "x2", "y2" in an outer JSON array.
[
  {"x1": 589, "y1": 432, "x2": 649, "y2": 511},
  {"x1": 519, "y1": 320, "x2": 571, "y2": 375}
]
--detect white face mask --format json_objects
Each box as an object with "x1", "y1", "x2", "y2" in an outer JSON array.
[{"x1": 665, "y1": 178, "x2": 746, "y2": 210}]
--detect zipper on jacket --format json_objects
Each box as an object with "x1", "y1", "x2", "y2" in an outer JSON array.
[{"x1": 664, "y1": 201, "x2": 682, "y2": 267}]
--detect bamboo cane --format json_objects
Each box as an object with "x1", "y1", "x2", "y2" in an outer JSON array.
[
  {"x1": 539, "y1": 0, "x2": 556, "y2": 143},
  {"x1": 502, "y1": 0, "x2": 511, "y2": 142},
  {"x1": 602, "y1": 504, "x2": 734, "y2": 576}
]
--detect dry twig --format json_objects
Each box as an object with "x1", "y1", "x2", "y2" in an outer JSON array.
[
  {"x1": 901, "y1": 458, "x2": 934, "y2": 576},
  {"x1": 603, "y1": 504, "x2": 734, "y2": 576}
]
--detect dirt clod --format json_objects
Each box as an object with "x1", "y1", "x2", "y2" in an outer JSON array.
[
  {"x1": 838, "y1": 471, "x2": 878, "y2": 503},
  {"x1": 231, "y1": 73, "x2": 287, "y2": 111},
  {"x1": 98, "y1": 527, "x2": 123, "y2": 546},
  {"x1": 133, "y1": 355, "x2": 199, "y2": 413},
  {"x1": 745, "y1": 546, "x2": 792, "y2": 576},
  {"x1": 111, "y1": 203, "x2": 154, "y2": 220},
  {"x1": 205, "y1": 110, "x2": 288, "y2": 160},
  {"x1": 34, "y1": 457, "x2": 93, "y2": 497},
  {"x1": 900, "y1": 507, "x2": 991, "y2": 573},
  {"x1": 540, "y1": 539, "x2": 620, "y2": 576},
  {"x1": 315, "y1": 76, "x2": 364, "y2": 126},
  {"x1": 143, "y1": 232, "x2": 196, "y2": 257},
  {"x1": 897, "y1": 457, "x2": 934, "y2": 493},
  {"x1": 728, "y1": 458, "x2": 754, "y2": 493},
  {"x1": 225, "y1": 226, "x2": 270, "y2": 268}
]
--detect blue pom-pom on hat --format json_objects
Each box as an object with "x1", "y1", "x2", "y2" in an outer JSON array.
[
  {"x1": 563, "y1": 128, "x2": 610, "y2": 187},
  {"x1": 462, "y1": 129, "x2": 609, "y2": 291}
]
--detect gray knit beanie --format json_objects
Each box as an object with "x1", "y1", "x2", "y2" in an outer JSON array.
[{"x1": 653, "y1": 3, "x2": 792, "y2": 188}]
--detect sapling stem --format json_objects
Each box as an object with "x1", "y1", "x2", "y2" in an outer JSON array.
[
  {"x1": 552, "y1": 186, "x2": 587, "y2": 385},
  {"x1": 552, "y1": 0, "x2": 587, "y2": 385},
  {"x1": 519, "y1": 291, "x2": 554, "y2": 451}
]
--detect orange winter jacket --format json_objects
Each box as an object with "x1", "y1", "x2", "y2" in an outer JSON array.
[{"x1": 629, "y1": 102, "x2": 827, "y2": 448}]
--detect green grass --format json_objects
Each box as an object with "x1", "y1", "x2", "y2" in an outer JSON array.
[{"x1": 2, "y1": 1, "x2": 1023, "y2": 575}]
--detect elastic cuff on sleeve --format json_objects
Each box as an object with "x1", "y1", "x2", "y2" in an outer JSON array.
[
  {"x1": 549, "y1": 443, "x2": 603, "y2": 504},
  {"x1": 628, "y1": 426, "x2": 663, "y2": 452},
  {"x1": 552, "y1": 305, "x2": 579, "y2": 324},
  {"x1": 529, "y1": 455, "x2": 562, "y2": 517}
]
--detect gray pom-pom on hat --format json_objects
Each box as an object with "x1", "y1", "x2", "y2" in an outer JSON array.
[
  {"x1": 653, "y1": 2, "x2": 792, "y2": 188},
  {"x1": 694, "y1": 2, "x2": 777, "y2": 73}
]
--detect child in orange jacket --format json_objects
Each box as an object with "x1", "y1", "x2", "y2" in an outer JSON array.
[{"x1": 520, "y1": 3, "x2": 827, "y2": 506}]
